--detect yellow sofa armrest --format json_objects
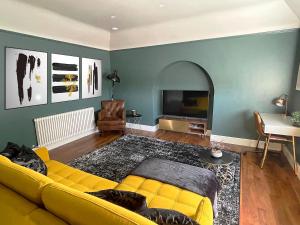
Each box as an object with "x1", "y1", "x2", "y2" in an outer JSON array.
[
  {"x1": 34, "y1": 147, "x2": 50, "y2": 162},
  {"x1": 194, "y1": 197, "x2": 214, "y2": 225},
  {"x1": 0, "y1": 155, "x2": 11, "y2": 163}
]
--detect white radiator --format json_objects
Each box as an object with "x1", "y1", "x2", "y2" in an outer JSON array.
[{"x1": 34, "y1": 107, "x2": 97, "y2": 150}]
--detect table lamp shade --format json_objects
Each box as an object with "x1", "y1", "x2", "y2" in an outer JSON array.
[
  {"x1": 273, "y1": 94, "x2": 288, "y2": 115},
  {"x1": 274, "y1": 98, "x2": 285, "y2": 107},
  {"x1": 107, "y1": 70, "x2": 120, "y2": 84},
  {"x1": 106, "y1": 70, "x2": 120, "y2": 100}
]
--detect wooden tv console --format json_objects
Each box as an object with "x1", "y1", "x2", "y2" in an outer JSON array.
[{"x1": 159, "y1": 116, "x2": 207, "y2": 136}]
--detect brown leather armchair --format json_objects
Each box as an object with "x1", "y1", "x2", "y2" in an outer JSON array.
[{"x1": 97, "y1": 100, "x2": 126, "y2": 134}]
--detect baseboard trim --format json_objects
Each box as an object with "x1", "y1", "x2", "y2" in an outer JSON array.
[
  {"x1": 46, "y1": 128, "x2": 98, "y2": 150},
  {"x1": 210, "y1": 134, "x2": 281, "y2": 151},
  {"x1": 126, "y1": 123, "x2": 159, "y2": 132},
  {"x1": 283, "y1": 145, "x2": 300, "y2": 179},
  {"x1": 125, "y1": 124, "x2": 282, "y2": 151}
]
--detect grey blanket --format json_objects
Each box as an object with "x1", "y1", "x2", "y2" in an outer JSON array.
[{"x1": 131, "y1": 158, "x2": 220, "y2": 214}]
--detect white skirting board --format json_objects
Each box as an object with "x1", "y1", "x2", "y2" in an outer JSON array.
[
  {"x1": 210, "y1": 134, "x2": 282, "y2": 151},
  {"x1": 126, "y1": 123, "x2": 159, "y2": 132}
]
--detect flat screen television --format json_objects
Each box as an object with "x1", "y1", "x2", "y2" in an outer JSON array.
[{"x1": 162, "y1": 90, "x2": 209, "y2": 118}]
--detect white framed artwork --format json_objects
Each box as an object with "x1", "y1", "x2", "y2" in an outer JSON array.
[
  {"x1": 6, "y1": 47, "x2": 48, "y2": 109},
  {"x1": 51, "y1": 54, "x2": 80, "y2": 103},
  {"x1": 296, "y1": 64, "x2": 300, "y2": 91},
  {"x1": 82, "y1": 58, "x2": 102, "y2": 99}
]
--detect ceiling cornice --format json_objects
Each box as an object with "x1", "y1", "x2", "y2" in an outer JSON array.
[
  {"x1": 110, "y1": 1, "x2": 300, "y2": 50},
  {"x1": 0, "y1": 0, "x2": 111, "y2": 50},
  {"x1": 285, "y1": 0, "x2": 300, "y2": 20},
  {"x1": 0, "y1": 0, "x2": 299, "y2": 51}
]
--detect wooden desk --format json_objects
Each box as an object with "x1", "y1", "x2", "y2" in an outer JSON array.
[
  {"x1": 260, "y1": 113, "x2": 299, "y2": 172},
  {"x1": 260, "y1": 113, "x2": 300, "y2": 137}
]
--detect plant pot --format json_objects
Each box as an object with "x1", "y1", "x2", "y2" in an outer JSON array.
[{"x1": 292, "y1": 122, "x2": 300, "y2": 127}]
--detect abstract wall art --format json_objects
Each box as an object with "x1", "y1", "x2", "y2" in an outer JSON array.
[
  {"x1": 296, "y1": 64, "x2": 300, "y2": 91},
  {"x1": 82, "y1": 58, "x2": 102, "y2": 99},
  {"x1": 51, "y1": 54, "x2": 80, "y2": 103},
  {"x1": 6, "y1": 48, "x2": 48, "y2": 109}
]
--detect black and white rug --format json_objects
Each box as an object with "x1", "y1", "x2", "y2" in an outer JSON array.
[{"x1": 70, "y1": 135, "x2": 240, "y2": 225}]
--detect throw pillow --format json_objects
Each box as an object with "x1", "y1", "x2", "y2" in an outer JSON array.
[
  {"x1": 1, "y1": 143, "x2": 48, "y2": 175},
  {"x1": 87, "y1": 189, "x2": 147, "y2": 212},
  {"x1": 139, "y1": 208, "x2": 199, "y2": 225},
  {"x1": 1, "y1": 142, "x2": 20, "y2": 159}
]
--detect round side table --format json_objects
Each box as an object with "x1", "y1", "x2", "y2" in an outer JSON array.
[
  {"x1": 126, "y1": 114, "x2": 142, "y2": 133},
  {"x1": 198, "y1": 150, "x2": 234, "y2": 187}
]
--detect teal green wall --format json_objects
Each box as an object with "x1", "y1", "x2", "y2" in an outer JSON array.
[
  {"x1": 0, "y1": 29, "x2": 111, "y2": 149},
  {"x1": 111, "y1": 29, "x2": 300, "y2": 140},
  {"x1": 1, "y1": 28, "x2": 299, "y2": 158},
  {"x1": 288, "y1": 35, "x2": 300, "y2": 163}
]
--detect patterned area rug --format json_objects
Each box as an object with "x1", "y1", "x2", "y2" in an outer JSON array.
[{"x1": 70, "y1": 135, "x2": 240, "y2": 225}]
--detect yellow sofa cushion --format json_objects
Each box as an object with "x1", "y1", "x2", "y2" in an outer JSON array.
[
  {"x1": 0, "y1": 157, "x2": 53, "y2": 205},
  {"x1": 115, "y1": 175, "x2": 213, "y2": 225},
  {"x1": 34, "y1": 147, "x2": 118, "y2": 192},
  {"x1": 45, "y1": 160, "x2": 118, "y2": 192},
  {"x1": 42, "y1": 182, "x2": 157, "y2": 225},
  {"x1": 0, "y1": 184, "x2": 67, "y2": 225},
  {"x1": 34, "y1": 147, "x2": 50, "y2": 162}
]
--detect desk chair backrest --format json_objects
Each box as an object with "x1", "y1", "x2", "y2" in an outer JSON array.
[{"x1": 254, "y1": 112, "x2": 266, "y2": 137}]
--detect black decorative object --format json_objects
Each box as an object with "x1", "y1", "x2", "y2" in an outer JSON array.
[
  {"x1": 70, "y1": 135, "x2": 240, "y2": 225},
  {"x1": 106, "y1": 70, "x2": 120, "y2": 100}
]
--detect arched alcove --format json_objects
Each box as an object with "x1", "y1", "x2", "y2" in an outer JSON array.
[{"x1": 153, "y1": 61, "x2": 214, "y2": 129}]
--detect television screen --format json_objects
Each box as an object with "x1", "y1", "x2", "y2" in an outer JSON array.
[{"x1": 162, "y1": 90, "x2": 209, "y2": 118}]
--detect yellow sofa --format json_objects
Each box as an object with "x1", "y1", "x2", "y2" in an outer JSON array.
[{"x1": 0, "y1": 147, "x2": 213, "y2": 225}]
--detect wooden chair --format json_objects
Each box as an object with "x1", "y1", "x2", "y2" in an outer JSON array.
[{"x1": 253, "y1": 112, "x2": 295, "y2": 168}]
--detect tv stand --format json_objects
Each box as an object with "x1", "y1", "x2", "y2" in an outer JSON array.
[{"x1": 159, "y1": 116, "x2": 207, "y2": 136}]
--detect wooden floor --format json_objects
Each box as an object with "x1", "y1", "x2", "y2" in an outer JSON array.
[{"x1": 51, "y1": 129, "x2": 300, "y2": 225}]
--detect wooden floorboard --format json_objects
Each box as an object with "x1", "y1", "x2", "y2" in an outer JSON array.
[{"x1": 51, "y1": 129, "x2": 300, "y2": 225}]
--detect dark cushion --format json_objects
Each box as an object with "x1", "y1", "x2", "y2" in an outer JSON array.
[
  {"x1": 0, "y1": 142, "x2": 20, "y2": 159},
  {"x1": 87, "y1": 189, "x2": 199, "y2": 225},
  {"x1": 139, "y1": 208, "x2": 199, "y2": 225},
  {"x1": 1, "y1": 142, "x2": 47, "y2": 175},
  {"x1": 87, "y1": 189, "x2": 147, "y2": 212}
]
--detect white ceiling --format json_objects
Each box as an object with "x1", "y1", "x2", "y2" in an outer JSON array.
[
  {"x1": 1, "y1": 0, "x2": 300, "y2": 50},
  {"x1": 285, "y1": 0, "x2": 300, "y2": 19},
  {"x1": 14, "y1": 0, "x2": 296, "y2": 31}
]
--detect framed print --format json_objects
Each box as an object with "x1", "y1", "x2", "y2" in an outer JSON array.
[
  {"x1": 296, "y1": 64, "x2": 300, "y2": 91},
  {"x1": 51, "y1": 54, "x2": 80, "y2": 103},
  {"x1": 82, "y1": 58, "x2": 102, "y2": 99},
  {"x1": 6, "y1": 47, "x2": 47, "y2": 109}
]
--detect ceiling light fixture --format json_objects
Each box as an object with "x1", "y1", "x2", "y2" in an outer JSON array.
[
  {"x1": 110, "y1": 15, "x2": 116, "y2": 19},
  {"x1": 112, "y1": 27, "x2": 119, "y2": 31},
  {"x1": 159, "y1": 4, "x2": 165, "y2": 8}
]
